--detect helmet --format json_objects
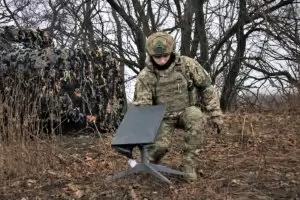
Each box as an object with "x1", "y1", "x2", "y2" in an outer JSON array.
[{"x1": 146, "y1": 32, "x2": 175, "y2": 56}]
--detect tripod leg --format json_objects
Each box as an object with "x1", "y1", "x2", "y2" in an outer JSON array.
[
  {"x1": 145, "y1": 164, "x2": 172, "y2": 184},
  {"x1": 149, "y1": 163, "x2": 185, "y2": 175},
  {"x1": 107, "y1": 164, "x2": 146, "y2": 181}
]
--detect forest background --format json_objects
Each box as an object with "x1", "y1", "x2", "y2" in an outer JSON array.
[{"x1": 0, "y1": 0, "x2": 300, "y2": 199}]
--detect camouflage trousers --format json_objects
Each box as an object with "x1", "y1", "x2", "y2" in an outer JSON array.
[{"x1": 148, "y1": 106, "x2": 207, "y2": 169}]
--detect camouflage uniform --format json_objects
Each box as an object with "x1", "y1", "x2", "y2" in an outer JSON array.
[{"x1": 133, "y1": 32, "x2": 223, "y2": 181}]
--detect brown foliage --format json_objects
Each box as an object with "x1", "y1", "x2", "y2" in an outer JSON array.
[{"x1": 0, "y1": 107, "x2": 300, "y2": 199}]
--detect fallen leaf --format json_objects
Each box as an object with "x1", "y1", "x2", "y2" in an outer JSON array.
[
  {"x1": 26, "y1": 179, "x2": 37, "y2": 187},
  {"x1": 48, "y1": 170, "x2": 58, "y2": 176},
  {"x1": 66, "y1": 183, "x2": 80, "y2": 192},
  {"x1": 85, "y1": 155, "x2": 93, "y2": 161},
  {"x1": 74, "y1": 190, "x2": 85, "y2": 199},
  {"x1": 106, "y1": 101, "x2": 111, "y2": 113},
  {"x1": 11, "y1": 181, "x2": 21, "y2": 187},
  {"x1": 86, "y1": 115, "x2": 96, "y2": 123},
  {"x1": 129, "y1": 187, "x2": 138, "y2": 200},
  {"x1": 74, "y1": 90, "x2": 81, "y2": 97}
]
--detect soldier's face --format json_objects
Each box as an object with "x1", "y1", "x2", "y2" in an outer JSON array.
[{"x1": 152, "y1": 54, "x2": 171, "y2": 66}]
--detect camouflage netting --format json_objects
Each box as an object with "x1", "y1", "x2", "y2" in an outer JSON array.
[
  {"x1": 0, "y1": 25, "x2": 54, "y2": 52},
  {"x1": 0, "y1": 26, "x2": 126, "y2": 134}
]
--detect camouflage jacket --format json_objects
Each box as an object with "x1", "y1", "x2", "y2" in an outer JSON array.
[{"x1": 133, "y1": 53, "x2": 222, "y2": 119}]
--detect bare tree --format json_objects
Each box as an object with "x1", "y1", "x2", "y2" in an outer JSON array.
[{"x1": 0, "y1": 0, "x2": 298, "y2": 111}]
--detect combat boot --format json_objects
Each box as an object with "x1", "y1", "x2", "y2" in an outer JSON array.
[
  {"x1": 182, "y1": 165, "x2": 197, "y2": 182},
  {"x1": 148, "y1": 147, "x2": 168, "y2": 164}
]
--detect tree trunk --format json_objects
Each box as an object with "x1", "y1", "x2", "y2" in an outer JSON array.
[
  {"x1": 106, "y1": 0, "x2": 147, "y2": 70},
  {"x1": 220, "y1": 0, "x2": 247, "y2": 111},
  {"x1": 180, "y1": 0, "x2": 194, "y2": 56},
  {"x1": 192, "y1": 0, "x2": 209, "y2": 72}
]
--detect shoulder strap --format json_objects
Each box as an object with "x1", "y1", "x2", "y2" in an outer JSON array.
[
  {"x1": 146, "y1": 68, "x2": 159, "y2": 105},
  {"x1": 176, "y1": 56, "x2": 193, "y2": 90},
  {"x1": 177, "y1": 56, "x2": 199, "y2": 106}
]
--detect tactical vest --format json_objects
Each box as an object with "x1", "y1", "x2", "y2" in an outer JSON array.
[{"x1": 152, "y1": 60, "x2": 193, "y2": 116}]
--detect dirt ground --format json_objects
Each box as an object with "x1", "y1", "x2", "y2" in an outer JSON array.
[{"x1": 0, "y1": 111, "x2": 300, "y2": 200}]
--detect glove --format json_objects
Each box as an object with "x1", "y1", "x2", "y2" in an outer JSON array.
[{"x1": 210, "y1": 116, "x2": 224, "y2": 134}]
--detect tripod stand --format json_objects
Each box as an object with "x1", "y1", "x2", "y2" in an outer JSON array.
[
  {"x1": 107, "y1": 105, "x2": 184, "y2": 184},
  {"x1": 108, "y1": 144, "x2": 184, "y2": 184}
]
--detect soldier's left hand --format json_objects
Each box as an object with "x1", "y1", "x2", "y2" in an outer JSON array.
[{"x1": 211, "y1": 117, "x2": 224, "y2": 134}]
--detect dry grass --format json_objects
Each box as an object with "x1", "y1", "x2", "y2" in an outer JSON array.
[
  {"x1": 0, "y1": 81, "x2": 61, "y2": 183},
  {"x1": 0, "y1": 89, "x2": 300, "y2": 199},
  {"x1": 236, "y1": 92, "x2": 300, "y2": 114}
]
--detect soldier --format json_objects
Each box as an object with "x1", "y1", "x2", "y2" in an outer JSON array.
[{"x1": 133, "y1": 31, "x2": 224, "y2": 182}]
